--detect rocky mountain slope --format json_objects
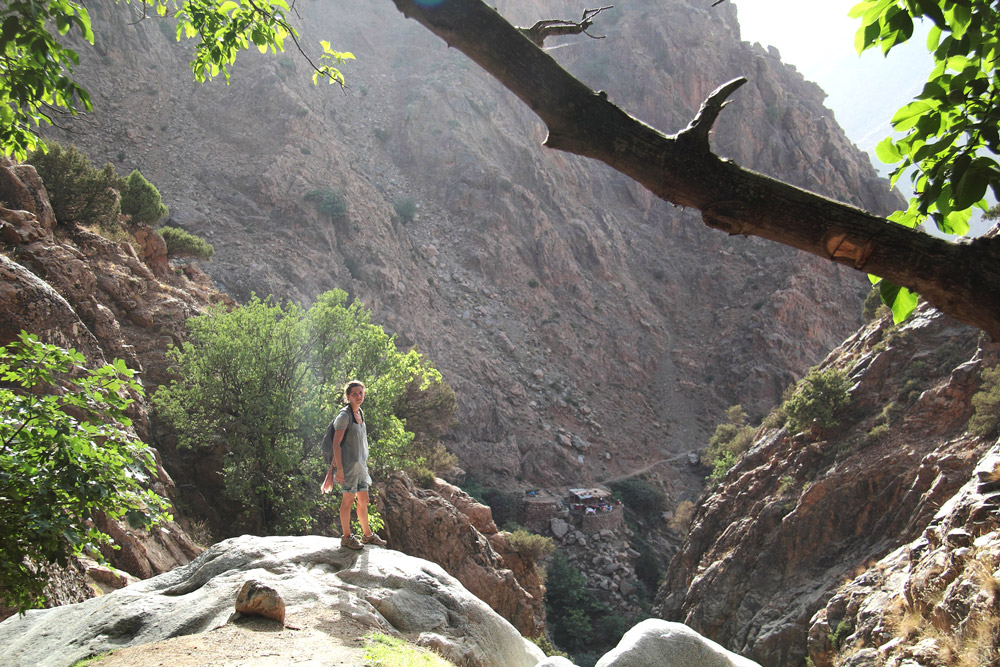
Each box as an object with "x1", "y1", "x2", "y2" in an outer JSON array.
[
  {"x1": 657, "y1": 301, "x2": 999, "y2": 666},
  {"x1": 0, "y1": 160, "x2": 544, "y2": 634},
  {"x1": 42, "y1": 0, "x2": 901, "y2": 502}
]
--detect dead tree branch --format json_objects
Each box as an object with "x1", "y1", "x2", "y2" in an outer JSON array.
[
  {"x1": 517, "y1": 6, "x2": 613, "y2": 47},
  {"x1": 389, "y1": 0, "x2": 1000, "y2": 339}
]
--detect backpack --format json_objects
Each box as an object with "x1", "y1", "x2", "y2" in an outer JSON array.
[{"x1": 321, "y1": 407, "x2": 362, "y2": 466}]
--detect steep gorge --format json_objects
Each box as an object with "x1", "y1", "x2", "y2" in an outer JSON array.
[{"x1": 40, "y1": 0, "x2": 899, "y2": 501}]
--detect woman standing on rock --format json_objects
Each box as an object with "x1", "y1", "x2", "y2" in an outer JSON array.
[{"x1": 321, "y1": 380, "x2": 388, "y2": 550}]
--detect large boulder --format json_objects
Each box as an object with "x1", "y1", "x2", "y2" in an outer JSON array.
[
  {"x1": 0, "y1": 535, "x2": 546, "y2": 667},
  {"x1": 596, "y1": 620, "x2": 761, "y2": 667}
]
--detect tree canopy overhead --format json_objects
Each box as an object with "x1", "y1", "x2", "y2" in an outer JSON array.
[
  {"x1": 2, "y1": 0, "x2": 999, "y2": 337},
  {"x1": 0, "y1": 0, "x2": 352, "y2": 161}
]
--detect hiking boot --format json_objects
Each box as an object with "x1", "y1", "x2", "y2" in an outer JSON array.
[
  {"x1": 361, "y1": 532, "x2": 387, "y2": 547},
  {"x1": 341, "y1": 534, "x2": 363, "y2": 550}
]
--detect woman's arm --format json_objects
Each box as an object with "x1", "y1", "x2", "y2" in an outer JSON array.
[{"x1": 331, "y1": 429, "x2": 346, "y2": 483}]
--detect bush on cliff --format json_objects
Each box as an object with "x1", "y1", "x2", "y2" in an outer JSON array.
[
  {"x1": 702, "y1": 405, "x2": 756, "y2": 482},
  {"x1": 969, "y1": 364, "x2": 1000, "y2": 439},
  {"x1": 120, "y1": 169, "x2": 168, "y2": 225},
  {"x1": 27, "y1": 143, "x2": 123, "y2": 231},
  {"x1": 158, "y1": 225, "x2": 214, "y2": 260},
  {"x1": 784, "y1": 367, "x2": 852, "y2": 434}
]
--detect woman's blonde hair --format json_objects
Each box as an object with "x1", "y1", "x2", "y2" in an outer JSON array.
[{"x1": 342, "y1": 380, "x2": 365, "y2": 404}]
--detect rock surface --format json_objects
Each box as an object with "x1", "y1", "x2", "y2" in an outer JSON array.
[
  {"x1": 0, "y1": 535, "x2": 546, "y2": 667},
  {"x1": 807, "y1": 444, "x2": 1000, "y2": 667},
  {"x1": 658, "y1": 304, "x2": 999, "y2": 665},
  {"x1": 379, "y1": 472, "x2": 545, "y2": 637},
  {"x1": 596, "y1": 619, "x2": 762, "y2": 667}
]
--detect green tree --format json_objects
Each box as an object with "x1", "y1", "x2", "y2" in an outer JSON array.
[
  {"x1": 701, "y1": 404, "x2": 757, "y2": 481},
  {"x1": 785, "y1": 367, "x2": 852, "y2": 434},
  {"x1": 152, "y1": 290, "x2": 442, "y2": 534},
  {"x1": 1, "y1": 0, "x2": 352, "y2": 162},
  {"x1": 27, "y1": 143, "x2": 124, "y2": 230},
  {"x1": 159, "y1": 225, "x2": 214, "y2": 259},
  {"x1": 120, "y1": 169, "x2": 168, "y2": 224},
  {"x1": 0, "y1": 332, "x2": 170, "y2": 613}
]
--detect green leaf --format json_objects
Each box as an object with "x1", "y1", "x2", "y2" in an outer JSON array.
[
  {"x1": 891, "y1": 100, "x2": 937, "y2": 131},
  {"x1": 953, "y1": 158, "x2": 992, "y2": 210},
  {"x1": 879, "y1": 281, "x2": 919, "y2": 323},
  {"x1": 875, "y1": 136, "x2": 903, "y2": 163}
]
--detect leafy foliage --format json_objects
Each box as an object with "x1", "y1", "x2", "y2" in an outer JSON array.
[
  {"x1": 851, "y1": 0, "x2": 1000, "y2": 320},
  {"x1": 701, "y1": 404, "x2": 756, "y2": 481},
  {"x1": 505, "y1": 528, "x2": 555, "y2": 561},
  {"x1": 1, "y1": 0, "x2": 353, "y2": 161},
  {"x1": 0, "y1": 332, "x2": 170, "y2": 612},
  {"x1": 159, "y1": 225, "x2": 214, "y2": 259},
  {"x1": 0, "y1": 0, "x2": 94, "y2": 161},
  {"x1": 785, "y1": 367, "x2": 852, "y2": 434},
  {"x1": 544, "y1": 550, "x2": 623, "y2": 660},
  {"x1": 393, "y1": 196, "x2": 418, "y2": 223},
  {"x1": 152, "y1": 290, "x2": 446, "y2": 534},
  {"x1": 304, "y1": 188, "x2": 348, "y2": 220},
  {"x1": 480, "y1": 487, "x2": 521, "y2": 526},
  {"x1": 27, "y1": 144, "x2": 124, "y2": 230},
  {"x1": 969, "y1": 364, "x2": 1000, "y2": 439},
  {"x1": 609, "y1": 478, "x2": 664, "y2": 514},
  {"x1": 120, "y1": 169, "x2": 168, "y2": 224}
]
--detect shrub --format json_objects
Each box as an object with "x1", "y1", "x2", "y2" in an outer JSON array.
[
  {"x1": 609, "y1": 478, "x2": 664, "y2": 514},
  {"x1": 393, "y1": 196, "x2": 417, "y2": 223},
  {"x1": 506, "y1": 528, "x2": 555, "y2": 561},
  {"x1": 0, "y1": 332, "x2": 170, "y2": 612},
  {"x1": 412, "y1": 466, "x2": 437, "y2": 489},
  {"x1": 970, "y1": 365, "x2": 1000, "y2": 439},
  {"x1": 544, "y1": 550, "x2": 612, "y2": 657},
  {"x1": 304, "y1": 188, "x2": 348, "y2": 219},
  {"x1": 27, "y1": 143, "x2": 123, "y2": 230},
  {"x1": 159, "y1": 226, "x2": 214, "y2": 260},
  {"x1": 530, "y1": 635, "x2": 569, "y2": 659},
  {"x1": 701, "y1": 405, "x2": 756, "y2": 468},
  {"x1": 482, "y1": 487, "x2": 521, "y2": 526},
  {"x1": 668, "y1": 500, "x2": 696, "y2": 534},
  {"x1": 708, "y1": 450, "x2": 738, "y2": 482},
  {"x1": 862, "y1": 285, "x2": 890, "y2": 322},
  {"x1": 120, "y1": 169, "x2": 168, "y2": 224},
  {"x1": 785, "y1": 367, "x2": 852, "y2": 434}
]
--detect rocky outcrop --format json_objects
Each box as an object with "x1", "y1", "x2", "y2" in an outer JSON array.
[
  {"x1": 657, "y1": 304, "x2": 997, "y2": 666},
  {"x1": 596, "y1": 619, "x2": 762, "y2": 667},
  {"x1": 807, "y1": 444, "x2": 1000, "y2": 667},
  {"x1": 379, "y1": 473, "x2": 545, "y2": 637},
  {"x1": 0, "y1": 535, "x2": 546, "y2": 667}
]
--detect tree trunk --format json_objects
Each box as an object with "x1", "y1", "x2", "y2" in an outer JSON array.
[{"x1": 389, "y1": 0, "x2": 1000, "y2": 339}]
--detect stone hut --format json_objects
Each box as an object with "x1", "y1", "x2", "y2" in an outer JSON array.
[{"x1": 568, "y1": 487, "x2": 623, "y2": 532}]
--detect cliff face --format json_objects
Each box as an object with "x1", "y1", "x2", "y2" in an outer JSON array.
[
  {"x1": 40, "y1": 0, "x2": 899, "y2": 498},
  {"x1": 657, "y1": 303, "x2": 998, "y2": 666}
]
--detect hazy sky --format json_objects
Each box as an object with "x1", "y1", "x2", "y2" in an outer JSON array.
[{"x1": 730, "y1": 0, "x2": 931, "y2": 156}]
